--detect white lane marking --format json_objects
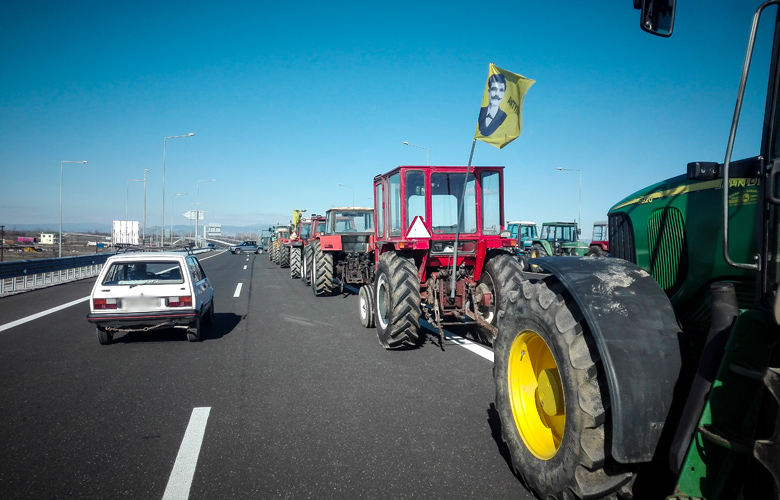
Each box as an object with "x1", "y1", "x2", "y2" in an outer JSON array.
[
  {"x1": 243, "y1": 265, "x2": 247, "y2": 270},
  {"x1": 233, "y1": 283, "x2": 243, "y2": 297},
  {"x1": 444, "y1": 332, "x2": 494, "y2": 362},
  {"x1": 420, "y1": 319, "x2": 494, "y2": 362},
  {"x1": 0, "y1": 296, "x2": 89, "y2": 333},
  {"x1": 162, "y1": 407, "x2": 211, "y2": 500}
]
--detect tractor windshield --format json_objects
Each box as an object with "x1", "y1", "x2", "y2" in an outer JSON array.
[
  {"x1": 542, "y1": 225, "x2": 576, "y2": 241},
  {"x1": 331, "y1": 210, "x2": 374, "y2": 233},
  {"x1": 430, "y1": 172, "x2": 477, "y2": 234},
  {"x1": 300, "y1": 222, "x2": 311, "y2": 239}
]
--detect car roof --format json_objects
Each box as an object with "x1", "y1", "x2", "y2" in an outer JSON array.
[{"x1": 106, "y1": 252, "x2": 189, "y2": 262}]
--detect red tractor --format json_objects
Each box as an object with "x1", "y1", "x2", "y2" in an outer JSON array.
[
  {"x1": 300, "y1": 214, "x2": 326, "y2": 286},
  {"x1": 308, "y1": 207, "x2": 375, "y2": 296},
  {"x1": 365, "y1": 165, "x2": 523, "y2": 348}
]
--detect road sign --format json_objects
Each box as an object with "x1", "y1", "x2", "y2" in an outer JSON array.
[{"x1": 183, "y1": 210, "x2": 204, "y2": 221}]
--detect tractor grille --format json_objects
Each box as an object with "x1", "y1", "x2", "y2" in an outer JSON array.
[
  {"x1": 647, "y1": 207, "x2": 688, "y2": 294},
  {"x1": 609, "y1": 213, "x2": 636, "y2": 263}
]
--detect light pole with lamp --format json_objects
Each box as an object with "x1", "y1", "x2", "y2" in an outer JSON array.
[
  {"x1": 338, "y1": 183, "x2": 355, "y2": 206},
  {"x1": 161, "y1": 133, "x2": 194, "y2": 246},
  {"x1": 403, "y1": 141, "x2": 429, "y2": 165},
  {"x1": 59, "y1": 160, "x2": 88, "y2": 258},
  {"x1": 171, "y1": 192, "x2": 188, "y2": 245},
  {"x1": 196, "y1": 179, "x2": 216, "y2": 247},
  {"x1": 142, "y1": 168, "x2": 149, "y2": 244},
  {"x1": 556, "y1": 167, "x2": 582, "y2": 236}
]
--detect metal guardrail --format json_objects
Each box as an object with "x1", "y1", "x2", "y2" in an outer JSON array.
[
  {"x1": 0, "y1": 253, "x2": 115, "y2": 295},
  {"x1": 0, "y1": 247, "x2": 219, "y2": 296}
]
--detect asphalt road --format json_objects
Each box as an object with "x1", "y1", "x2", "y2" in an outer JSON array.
[{"x1": 0, "y1": 250, "x2": 534, "y2": 499}]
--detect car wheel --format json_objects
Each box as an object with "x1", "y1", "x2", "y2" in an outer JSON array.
[
  {"x1": 96, "y1": 326, "x2": 113, "y2": 345},
  {"x1": 234, "y1": 249, "x2": 241, "y2": 254},
  {"x1": 187, "y1": 316, "x2": 202, "y2": 342}
]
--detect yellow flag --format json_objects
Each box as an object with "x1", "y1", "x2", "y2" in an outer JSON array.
[{"x1": 474, "y1": 63, "x2": 535, "y2": 149}]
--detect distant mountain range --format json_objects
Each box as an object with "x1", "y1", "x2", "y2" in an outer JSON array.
[{"x1": 1, "y1": 222, "x2": 275, "y2": 237}]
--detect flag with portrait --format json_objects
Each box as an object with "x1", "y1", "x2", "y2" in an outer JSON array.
[{"x1": 474, "y1": 63, "x2": 535, "y2": 149}]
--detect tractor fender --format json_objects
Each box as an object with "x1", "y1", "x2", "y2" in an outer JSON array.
[{"x1": 528, "y1": 256, "x2": 683, "y2": 463}]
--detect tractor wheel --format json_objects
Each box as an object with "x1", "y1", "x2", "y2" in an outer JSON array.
[
  {"x1": 279, "y1": 245, "x2": 290, "y2": 268},
  {"x1": 312, "y1": 241, "x2": 334, "y2": 296},
  {"x1": 475, "y1": 252, "x2": 524, "y2": 345},
  {"x1": 301, "y1": 245, "x2": 312, "y2": 286},
  {"x1": 529, "y1": 244, "x2": 547, "y2": 273},
  {"x1": 358, "y1": 284, "x2": 375, "y2": 328},
  {"x1": 587, "y1": 245, "x2": 607, "y2": 257},
  {"x1": 493, "y1": 279, "x2": 635, "y2": 500},
  {"x1": 517, "y1": 254, "x2": 528, "y2": 272},
  {"x1": 290, "y1": 247, "x2": 302, "y2": 278},
  {"x1": 270, "y1": 244, "x2": 277, "y2": 263},
  {"x1": 374, "y1": 252, "x2": 421, "y2": 349}
]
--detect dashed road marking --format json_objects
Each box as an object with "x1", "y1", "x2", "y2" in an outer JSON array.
[
  {"x1": 162, "y1": 407, "x2": 211, "y2": 500},
  {"x1": 233, "y1": 283, "x2": 243, "y2": 297}
]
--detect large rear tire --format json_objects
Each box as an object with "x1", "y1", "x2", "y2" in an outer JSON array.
[
  {"x1": 493, "y1": 279, "x2": 635, "y2": 499},
  {"x1": 475, "y1": 251, "x2": 524, "y2": 345},
  {"x1": 587, "y1": 245, "x2": 607, "y2": 257},
  {"x1": 312, "y1": 241, "x2": 334, "y2": 296},
  {"x1": 374, "y1": 252, "x2": 421, "y2": 349},
  {"x1": 529, "y1": 243, "x2": 547, "y2": 273},
  {"x1": 290, "y1": 247, "x2": 302, "y2": 278},
  {"x1": 279, "y1": 245, "x2": 290, "y2": 268},
  {"x1": 359, "y1": 284, "x2": 375, "y2": 328},
  {"x1": 302, "y1": 245, "x2": 312, "y2": 286}
]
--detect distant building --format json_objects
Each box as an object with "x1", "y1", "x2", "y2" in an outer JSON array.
[{"x1": 40, "y1": 233, "x2": 60, "y2": 245}]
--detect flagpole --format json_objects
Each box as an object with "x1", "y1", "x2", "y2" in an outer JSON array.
[{"x1": 450, "y1": 139, "x2": 477, "y2": 299}]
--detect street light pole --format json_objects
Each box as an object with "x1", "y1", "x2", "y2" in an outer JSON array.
[
  {"x1": 171, "y1": 192, "x2": 188, "y2": 245},
  {"x1": 403, "y1": 141, "x2": 429, "y2": 165},
  {"x1": 338, "y1": 183, "x2": 355, "y2": 206},
  {"x1": 556, "y1": 167, "x2": 582, "y2": 234},
  {"x1": 196, "y1": 179, "x2": 216, "y2": 247},
  {"x1": 162, "y1": 133, "x2": 194, "y2": 246},
  {"x1": 143, "y1": 168, "x2": 149, "y2": 245},
  {"x1": 59, "y1": 160, "x2": 88, "y2": 258}
]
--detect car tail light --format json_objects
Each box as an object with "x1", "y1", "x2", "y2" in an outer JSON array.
[
  {"x1": 502, "y1": 238, "x2": 517, "y2": 247},
  {"x1": 94, "y1": 298, "x2": 118, "y2": 310},
  {"x1": 167, "y1": 296, "x2": 192, "y2": 307}
]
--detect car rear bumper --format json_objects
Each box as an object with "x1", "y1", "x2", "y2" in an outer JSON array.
[{"x1": 87, "y1": 310, "x2": 197, "y2": 329}]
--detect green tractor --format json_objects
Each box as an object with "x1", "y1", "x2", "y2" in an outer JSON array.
[
  {"x1": 492, "y1": 1, "x2": 779, "y2": 499},
  {"x1": 525, "y1": 221, "x2": 588, "y2": 271}
]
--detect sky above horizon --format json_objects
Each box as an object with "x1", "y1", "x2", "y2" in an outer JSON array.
[{"x1": 1, "y1": 1, "x2": 777, "y2": 239}]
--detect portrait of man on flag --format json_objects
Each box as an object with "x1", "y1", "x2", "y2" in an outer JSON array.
[{"x1": 474, "y1": 63, "x2": 535, "y2": 149}]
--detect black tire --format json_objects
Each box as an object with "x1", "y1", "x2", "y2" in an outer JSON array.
[
  {"x1": 493, "y1": 279, "x2": 635, "y2": 499},
  {"x1": 359, "y1": 284, "x2": 375, "y2": 328},
  {"x1": 587, "y1": 245, "x2": 607, "y2": 257},
  {"x1": 312, "y1": 241, "x2": 334, "y2": 296},
  {"x1": 234, "y1": 248, "x2": 241, "y2": 255},
  {"x1": 475, "y1": 252, "x2": 524, "y2": 345},
  {"x1": 204, "y1": 300, "x2": 214, "y2": 325},
  {"x1": 187, "y1": 316, "x2": 202, "y2": 342},
  {"x1": 374, "y1": 252, "x2": 421, "y2": 349},
  {"x1": 96, "y1": 326, "x2": 113, "y2": 345},
  {"x1": 302, "y1": 245, "x2": 312, "y2": 286},
  {"x1": 279, "y1": 245, "x2": 290, "y2": 268},
  {"x1": 290, "y1": 247, "x2": 302, "y2": 278}
]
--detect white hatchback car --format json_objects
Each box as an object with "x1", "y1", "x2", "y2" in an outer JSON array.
[{"x1": 87, "y1": 251, "x2": 215, "y2": 344}]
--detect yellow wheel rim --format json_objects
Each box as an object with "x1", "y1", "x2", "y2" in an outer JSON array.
[{"x1": 507, "y1": 330, "x2": 565, "y2": 460}]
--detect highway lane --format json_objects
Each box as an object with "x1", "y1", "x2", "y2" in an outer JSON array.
[{"x1": 0, "y1": 250, "x2": 533, "y2": 499}]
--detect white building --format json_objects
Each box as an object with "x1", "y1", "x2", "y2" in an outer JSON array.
[{"x1": 40, "y1": 233, "x2": 61, "y2": 245}]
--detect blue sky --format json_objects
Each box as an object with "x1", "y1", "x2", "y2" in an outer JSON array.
[{"x1": 0, "y1": 1, "x2": 775, "y2": 238}]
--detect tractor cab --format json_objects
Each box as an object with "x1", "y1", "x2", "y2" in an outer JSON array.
[{"x1": 369, "y1": 165, "x2": 521, "y2": 348}]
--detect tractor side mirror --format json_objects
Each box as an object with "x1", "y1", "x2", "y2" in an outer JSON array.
[{"x1": 639, "y1": 0, "x2": 675, "y2": 37}]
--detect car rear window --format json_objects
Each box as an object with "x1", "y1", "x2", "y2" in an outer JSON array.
[{"x1": 102, "y1": 261, "x2": 185, "y2": 286}]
